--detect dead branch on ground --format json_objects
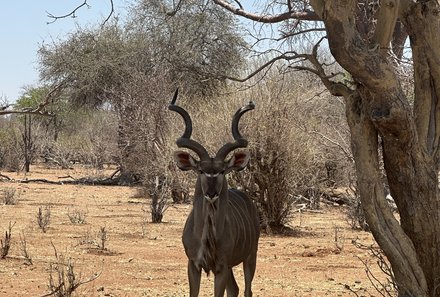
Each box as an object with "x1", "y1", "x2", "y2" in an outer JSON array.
[{"x1": 0, "y1": 169, "x2": 126, "y2": 186}]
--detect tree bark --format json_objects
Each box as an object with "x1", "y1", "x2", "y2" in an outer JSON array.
[
  {"x1": 402, "y1": 0, "x2": 440, "y2": 164},
  {"x1": 346, "y1": 91, "x2": 428, "y2": 296},
  {"x1": 398, "y1": 1, "x2": 440, "y2": 294}
]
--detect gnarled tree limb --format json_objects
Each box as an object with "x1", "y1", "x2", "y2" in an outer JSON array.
[{"x1": 213, "y1": 0, "x2": 320, "y2": 22}]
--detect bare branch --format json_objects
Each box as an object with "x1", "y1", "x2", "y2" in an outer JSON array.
[
  {"x1": 0, "y1": 84, "x2": 63, "y2": 117},
  {"x1": 41, "y1": 241, "x2": 103, "y2": 297},
  {"x1": 233, "y1": 0, "x2": 243, "y2": 10},
  {"x1": 221, "y1": 51, "x2": 307, "y2": 82},
  {"x1": 102, "y1": 0, "x2": 114, "y2": 25},
  {"x1": 391, "y1": 21, "x2": 408, "y2": 60},
  {"x1": 0, "y1": 95, "x2": 10, "y2": 111},
  {"x1": 222, "y1": 37, "x2": 353, "y2": 99},
  {"x1": 166, "y1": 0, "x2": 184, "y2": 16},
  {"x1": 291, "y1": 37, "x2": 353, "y2": 98},
  {"x1": 46, "y1": 0, "x2": 90, "y2": 24},
  {"x1": 46, "y1": 0, "x2": 114, "y2": 26},
  {"x1": 279, "y1": 27, "x2": 326, "y2": 40},
  {"x1": 308, "y1": 129, "x2": 354, "y2": 162},
  {"x1": 0, "y1": 173, "x2": 12, "y2": 181},
  {"x1": 213, "y1": 0, "x2": 320, "y2": 23}
]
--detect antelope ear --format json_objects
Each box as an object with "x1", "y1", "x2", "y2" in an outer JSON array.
[
  {"x1": 227, "y1": 151, "x2": 250, "y2": 172},
  {"x1": 174, "y1": 151, "x2": 198, "y2": 171}
]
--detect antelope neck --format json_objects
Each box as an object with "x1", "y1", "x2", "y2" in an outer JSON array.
[
  {"x1": 193, "y1": 177, "x2": 229, "y2": 274},
  {"x1": 193, "y1": 178, "x2": 228, "y2": 235}
]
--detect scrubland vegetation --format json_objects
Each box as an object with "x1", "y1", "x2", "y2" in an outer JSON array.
[{"x1": 3, "y1": 0, "x2": 439, "y2": 295}]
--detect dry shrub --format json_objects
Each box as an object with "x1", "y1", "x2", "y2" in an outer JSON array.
[
  {"x1": 19, "y1": 231, "x2": 32, "y2": 265},
  {"x1": 96, "y1": 226, "x2": 108, "y2": 251},
  {"x1": 1, "y1": 187, "x2": 18, "y2": 205},
  {"x1": 75, "y1": 227, "x2": 109, "y2": 251},
  {"x1": 350, "y1": 239, "x2": 397, "y2": 296},
  {"x1": 41, "y1": 142, "x2": 74, "y2": 169},
  {"x1": 37, "y1": 205, "x2": 51, "y2": 233},
  {"x1": 85, "y1": 70, "x2": 197, "y2": 222},
  {"x1": 41, "y1": 110, "x2": 118, "y2": 170},
  {"x1": 149, "y1": 176, "x2": 170, "y2": 223},
  {"x1": 234, "y1": 80, "x2": 330, "y2": 231},
  {"x1": 67, "y1": 208, "x2": 87, "y2": 224},
  {"x1": 0, "y1": 120, "x2": 22, "y2": 171},
  {"x1": 43, "y1": 242, "x2": 101, "y2": 297},
  {"x1": 1, "y1": 222, "x2": 14, "y2": 259}
]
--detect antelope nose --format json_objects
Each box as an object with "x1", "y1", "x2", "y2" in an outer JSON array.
[
  {"x1": 206, "y1": 191, "x2": 216, "y2": 198},
  {"x1": 204, "y1": 191, "x2": 219, "y2": 202}
]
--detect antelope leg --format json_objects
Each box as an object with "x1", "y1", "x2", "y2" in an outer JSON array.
[
  {"x1": 214, "y1": 267, "x2": 229, "y2": 297},
  {"x1": 243, "y1": 254, "x2": 257, "y2": 297},
  {"x1": 188, "y1": 260, "x2": 201, "y2": 297},
  {"x1": 226, "y1": 268, "x2": 239, "y2": 297}
]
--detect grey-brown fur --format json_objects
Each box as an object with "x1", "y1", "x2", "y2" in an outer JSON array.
[
  {"x1": 169, "y1": 90, "x2": 260, "y2": 297},
  {"x1": 182, "y1": 169, "x2": 260, "y2": 297}
]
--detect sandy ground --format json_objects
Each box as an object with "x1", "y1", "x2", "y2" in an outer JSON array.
[{"x1": 0, "y1": 166, "x2": 389, "y2": 297}]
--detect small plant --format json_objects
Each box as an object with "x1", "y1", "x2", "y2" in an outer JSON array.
[
  {"x1": 333, "y1": 225, "x2": 345, "y2": 252},
  {"x1": 42, "y1": 242, "x2": 101, "y2": 297},
  {"x1": 19, "y1": 231, "x2": 32, "y2": 265},
  {"x1": 1, "y1": 187, "x2": 18, "y2": 205},
  {"x1": 67, "y1": 208, "x2": 87, "y2": 224},
  {"x1": 96, "y1": 226, "x2": 108, "y2": 251},
  {"x1": 1, "y1": 222, "x2": 14, "y2": 259},
  {"x1": 75, "y1": 228, "x2": 109, "y2": 252},
  {"x1": 75, "y1": 229, "x2": 94, "y2": 247},
  {"x1": 347, "y1": 239, "x2": 397, "y2": 296},
  {"x1": 149, "y1": 176, "x2": 169, "y2": 223},
  {"x1": 37, "y1": 205, "x2": 51, "y2": 233}
]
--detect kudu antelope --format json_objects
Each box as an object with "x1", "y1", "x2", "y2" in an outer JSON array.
[{"x1": 169, "y1": 90, "x2": 260, "y2": 297}]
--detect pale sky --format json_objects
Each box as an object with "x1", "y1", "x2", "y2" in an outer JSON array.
[{"x1": 0, "y1": 0, "x2": 126, "y2": 103}]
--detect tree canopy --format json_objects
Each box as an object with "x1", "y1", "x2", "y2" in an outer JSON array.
[{"x1": 38, "y1": 0, "x2": 246, "y2": 106}]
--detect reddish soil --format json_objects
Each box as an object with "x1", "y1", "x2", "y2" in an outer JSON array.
[{"x1": 0, "y1": 166, "x2": 387, "y2": 296}]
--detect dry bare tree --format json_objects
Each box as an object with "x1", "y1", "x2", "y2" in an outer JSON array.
[{"x1": 211, "y1": 1, "x2": 440, "y2": 296}]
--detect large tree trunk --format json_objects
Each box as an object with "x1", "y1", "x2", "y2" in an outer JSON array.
[
  {"x1": 310, "y1": 0, "x2": 440, "y2": 295},
  {"x1": 399, "y1": 1, "x2": 440, "y2": 293},
  {"x1": 346, "y1": 89, "x2": 430, "y2": 296}
]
